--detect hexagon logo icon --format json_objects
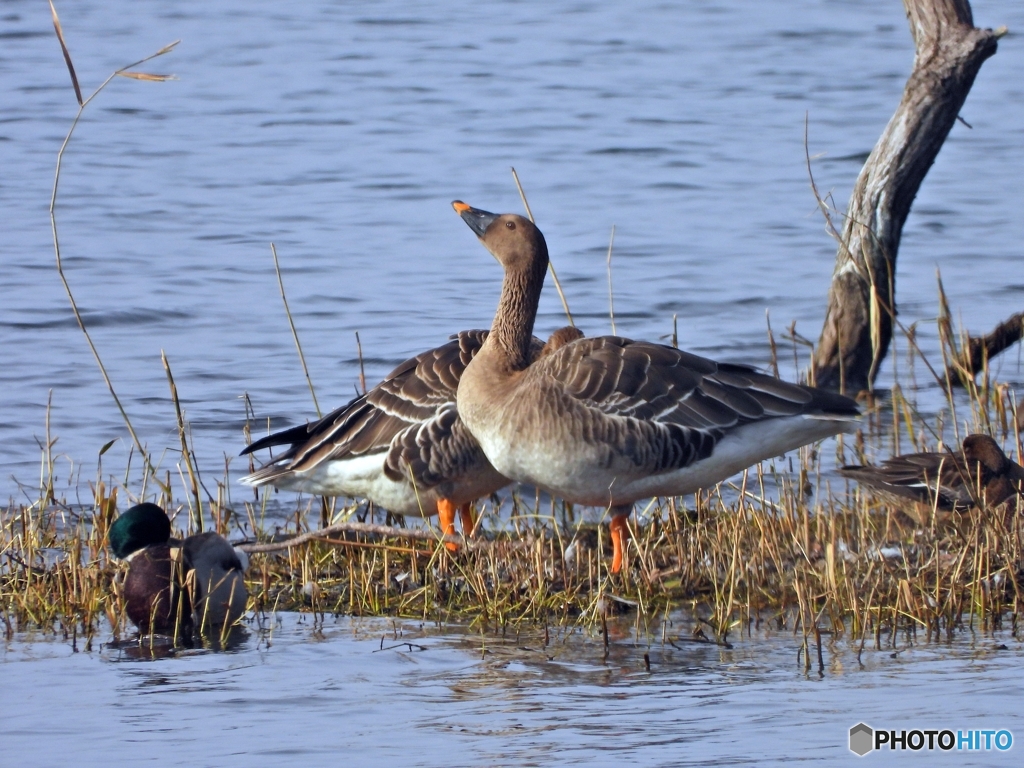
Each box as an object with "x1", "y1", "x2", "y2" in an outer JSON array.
[{"x1": 849, "y1": 723, "x2": 874, "y2": 756}]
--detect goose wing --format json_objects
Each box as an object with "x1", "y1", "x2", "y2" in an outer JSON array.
[
  {"x1": 244, "y1": 330, "x2": 561, "y2": 492},
  {"x1": 538, "y1": 336, "x2": 855, "y2": 426},
  {"x1": 383, "y1": 404, "x2": 491, "y2": 486},
  {"x1": 531, "y1": 335, "x2": 858, "y2": 471},
  {"x1": 244, "y1": 331, "x2": 490, "y2": 476},
  {"x1": 382, "y1": 330, "x2": 556, "y2": 485}
]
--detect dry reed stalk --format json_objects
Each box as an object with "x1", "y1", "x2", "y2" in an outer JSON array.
[
  {"x1": 605, "y1": 225, "x2": 617, "y2": 335},
  {"x1": 510, "y1": 167, "x2": 574, "y2": 327},
  {"x1": 161, "y1": 351, "x2": 203, "y2": 532},
  {"x1": 48, "y1": 5, "x2": 178, "y2": 483},
  {"x1": 271, "y1": 243, "x2": 321, "y2": 418},
  {"x1": 355, "y1": 332, "x2": 367, "y2": 395}
]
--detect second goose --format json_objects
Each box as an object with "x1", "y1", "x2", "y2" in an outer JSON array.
[{"x1": 241, "y1": 327, "x2": 583, "y2": 547}]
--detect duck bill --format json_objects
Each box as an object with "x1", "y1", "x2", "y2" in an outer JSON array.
[{"x1": 452, "y1": 201, "x2": 499, "y2": 238}]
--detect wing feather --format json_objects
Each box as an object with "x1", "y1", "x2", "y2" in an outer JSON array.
[
  {"x1": 243, "y1": 329, "x2": 549, "y2": 491},
  {"x1": 839, "y1": 451, "x2": 974, "y2": 510},
  {"x1": 529, "y1": 335, "x2": 857, "y2": 474}
]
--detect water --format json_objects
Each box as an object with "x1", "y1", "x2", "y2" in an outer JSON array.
[
  {"x1": 2, "y1": 0, "x2": 1022, "y2": 495},
  {"x1": 3, "y1": 614, "x2": 1022, "y2": 766},
  {"x1": 4, "y1": 1, "x2": 1024, "y2": 762}
]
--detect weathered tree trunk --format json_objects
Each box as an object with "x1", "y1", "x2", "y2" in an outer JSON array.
[{"x1": 812, "y1": 0, "x2": 1001, "y2": 393}]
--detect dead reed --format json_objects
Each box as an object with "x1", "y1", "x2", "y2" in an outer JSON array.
[{"x1": 3, "y1": 358, "x2": 1021, "y2": 653}]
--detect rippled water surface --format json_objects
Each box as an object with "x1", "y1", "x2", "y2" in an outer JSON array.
[
  {"x1": 4, "y1": 614, "x2": 1023, "y2": 766},
  {"x1": 3, "y1": 0, "x2": 1023, "y2": 492}
]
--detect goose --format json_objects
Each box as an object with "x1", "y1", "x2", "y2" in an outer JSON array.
[
  {"x1": 107, "y1": 503, "x2": 248, "y2": 637},
  {"x1": 451, "y1": 201, "x2": 861, "y2": 572},
  {"x1": 240, "y1": 327, "x2": 583, "y2": 548},
  {"x1": 839, "y1": 434, "x2": 1024, "y2": 525}
]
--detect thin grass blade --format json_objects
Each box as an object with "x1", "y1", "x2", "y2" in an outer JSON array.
[
  {"x1": 48, "y1": 0, "x2": 82, "y2": 106},
  {"x1": 116, "y1": 71, "x2": 176, "y2": 82}
]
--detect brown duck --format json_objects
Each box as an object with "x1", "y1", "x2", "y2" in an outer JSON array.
[{"x1": 839, "y1": 434, "x2": 1024, "y2": 524}]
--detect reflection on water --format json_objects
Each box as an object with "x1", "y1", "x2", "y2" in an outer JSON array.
[
  {"x1": 3, "y1": 613, "x2": 1023, "y2": 766},
  {"x1": 103, "y1": 625, "x2": 252, "y2": 661}
]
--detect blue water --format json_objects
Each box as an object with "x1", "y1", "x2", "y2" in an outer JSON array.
[
  {"x1": 3, "y1": 614, "x2": 1022, "y2": 766},
  {"x1": 2, "y1": 0, "x2": 1022, "y2": 496}
]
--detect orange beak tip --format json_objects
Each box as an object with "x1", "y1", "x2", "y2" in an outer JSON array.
[{"x1": 452, "y1": 200, "x2": 471, "y2": 214}]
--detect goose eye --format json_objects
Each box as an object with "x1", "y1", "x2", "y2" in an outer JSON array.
[{"x1": 505, "y1": 221, "x2": 516, "y2": 230}]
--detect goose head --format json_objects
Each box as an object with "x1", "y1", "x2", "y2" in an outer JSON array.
[
  {"x1": 452, "y1": 201, "x2": 548, "y2": 276},
  {"x1": 452, "y1": 200, "x2": 551, "y2": 369}
]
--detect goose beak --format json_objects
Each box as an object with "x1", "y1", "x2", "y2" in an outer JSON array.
[{"x1": 452, "y1": 201, "x2": 499, "y2": 238}]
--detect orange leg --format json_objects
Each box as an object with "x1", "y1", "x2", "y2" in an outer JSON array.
[
  {"x1": 458, "y1": 503, "x2": 476, "y2": 538},
  {"x1": 437, "y1": 499, "x2": 458, "y2": 552},
  {"x1": 610, "y1": 512, "x2": 631, "y2": 574}
]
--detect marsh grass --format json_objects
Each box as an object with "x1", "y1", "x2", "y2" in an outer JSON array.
[
  {"x1": 7, "y1": 5, "x2": 1020, "y2": 655},
  {"x1": 3, "y1": 356, "x2": 1022, "y2": 656}
]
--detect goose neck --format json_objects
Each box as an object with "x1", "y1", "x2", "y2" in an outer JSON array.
[{"x1": 490, "y1": 263, "x2": 545, "y2": 370}]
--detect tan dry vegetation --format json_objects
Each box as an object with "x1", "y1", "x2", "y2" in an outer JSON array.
[
  {"x1": 8, "y1": 3, "x2": 1018, "y2": 655},
  {"x1": 3, "y1": 370, "x2": 1022, "y2": 659}
]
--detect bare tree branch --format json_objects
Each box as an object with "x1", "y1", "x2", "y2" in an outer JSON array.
[
  {"x1": 945, "y1": 312, "x2": 1024, "y2": 384},
  {"x1": 813, "y1": 0, "x2": 1003, "y2": 392}
]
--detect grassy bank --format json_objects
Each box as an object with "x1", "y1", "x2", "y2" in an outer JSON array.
[
  {"x1": 9, "y1": 5, "x2": 1019, "y2": 659},
  {"x1": 3, "y1": 378, "x2": 1022, "y2": 659}
]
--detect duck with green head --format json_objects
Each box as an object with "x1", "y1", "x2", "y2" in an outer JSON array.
[
  {"x1": 183, "y1": 531, "x2": 249, "y2": 634},
  {"x1": 108, "y1": 503, "x2": 192, "y2": 637},
  {"x1": 107, "y1": 503, "x2": 248, "y2": 637}
]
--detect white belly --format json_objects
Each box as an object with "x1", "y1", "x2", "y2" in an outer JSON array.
[
  {"x1": 472, "y1": 413, "x2": 852, "y2": 507},
  {"x1": 269, "y1": 452, "x2": 430, "y2": 516},
  {"x1": 261, "y1": 451, "x2": 509, "y2": 517},
  {"x1": 617, "y1": 416, "x2": 852, "y2": 500}
]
